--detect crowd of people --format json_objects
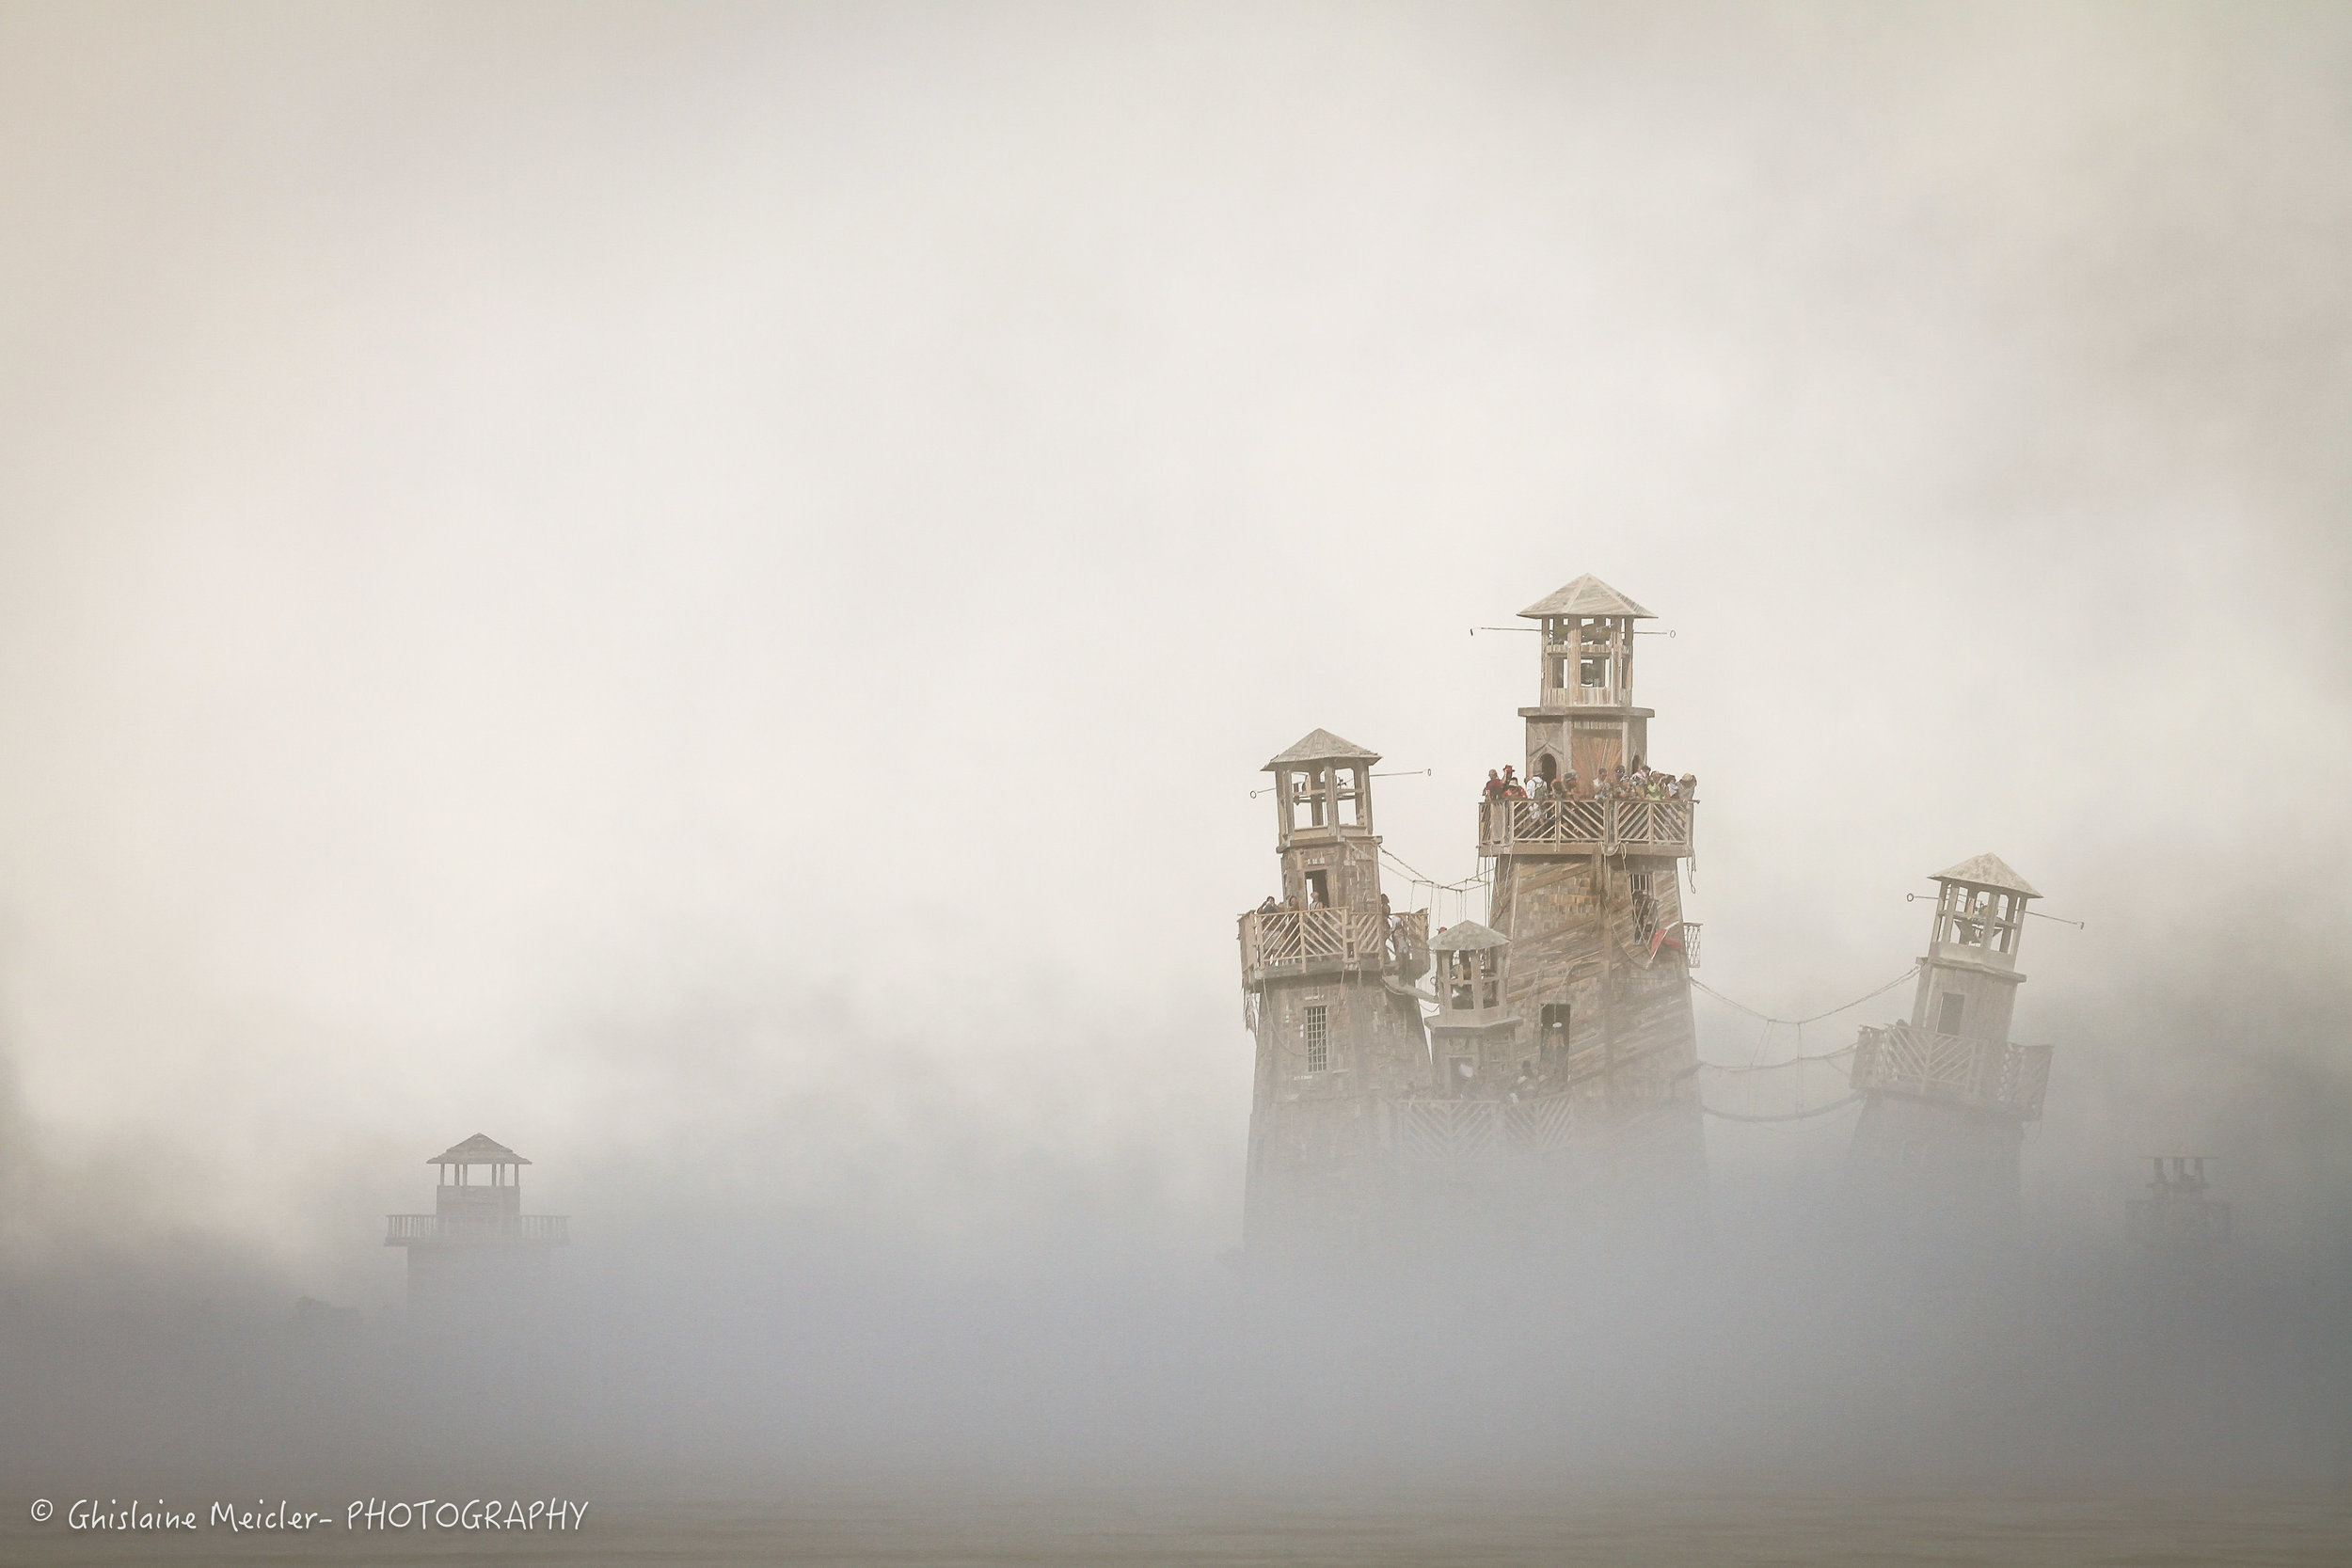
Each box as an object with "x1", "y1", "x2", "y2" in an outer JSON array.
[{"x1": 1480, "y1": 757, "x2": 1696, "y2": 804}]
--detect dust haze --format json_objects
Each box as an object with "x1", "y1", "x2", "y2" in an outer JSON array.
[{"x1": 1, "y1": 0, "x2": 2348, "y2": 1509}]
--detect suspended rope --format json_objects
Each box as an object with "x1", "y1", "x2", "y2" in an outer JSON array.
[
  {"x1": 1378, "y1": 847, "x2": 1491, "y2": 928},
  {"x1": 1689, "y1": 969, "x2": 1914, "y2": 1027},
  {"x1": 1701, "y1": 1093, "x2": 1862, "y2": 1123},
  {"x1": 1379, "y1": 847, "x2": 1484, "y2": 894},
  {"x1": 1690, "y1": 970, "x2": 1905, "y2": 1122},
  {"x1": 1700, "y1": 1044, "x2": 1858, "y2": 1072}
]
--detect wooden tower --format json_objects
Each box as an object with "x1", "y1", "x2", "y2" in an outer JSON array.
[
  {"x1": 1238, "y1": 730, "x2": 1432, "y2": 1257},
  {"x1": 385, "y1": 1133, "x2": 570, "y2": 1323},
  {"x1": 1426, "y1": 920, "x2": 1520, "y2": 1098},
  {"x1": 2127, "y1": 1157, "x2": 2232, "y2": 1267},
  {"x1": 1480, "y1": 576, "x2": 1706, "y2": 1202},
  {"x1": 1847, "y1": 856, "x2": 2054, "y2": 1211}
]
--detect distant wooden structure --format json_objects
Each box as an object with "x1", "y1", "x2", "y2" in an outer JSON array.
[
  {"x1": 385, "y1": 1134, "x2": 569, "y2": 1322},
  {"x1": 2127, "y1": 1156, "x2": 2232, "y2": 1266},
  {"x1": 1483, "y1": 576, "x2": 1706, "y2": 1203},
  {"x1": 1239, "y1": 731, "x2": 1435, "y2": 1256},
  {"x1": 1237, "y1": 575, "x2": 1708, "y2": 1258},
  {"x1": 1846, "y1": 856, "x2": 2055, "y2": 1210}
]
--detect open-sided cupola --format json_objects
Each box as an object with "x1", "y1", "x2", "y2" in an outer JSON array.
[
  {"x1": 1263, "y1": 727, "x2": 1380, "y2": 847},
  {"x1": 1518, "y1": 574, "x2": 1656, "y2": 711}
]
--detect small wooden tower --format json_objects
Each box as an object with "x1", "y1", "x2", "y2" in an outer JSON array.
[
  {"x1": 1847, "y1": 856, "x2": 2055, "y2": 1210},
  {"x1": 384, "y1": 1133, "x2": 569, "y2": 1323},
  {"x1": 2127, "y1": 1157, "x2": 2232, "y2": 1267},
  {"x1": 1480, "y1": 575, "x2": 1706, "y2": 1201},
  {"x1": 1239, "y1": 730, "x2": 1431, "y2": 1257},
  {"x1": 1426, "y1": 920, "x2": 1519, "y2": 1097}
]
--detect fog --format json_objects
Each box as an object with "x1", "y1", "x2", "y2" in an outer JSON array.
[{"x1": 1, "y1": 0, "x2": 2348, "y2": 1516}]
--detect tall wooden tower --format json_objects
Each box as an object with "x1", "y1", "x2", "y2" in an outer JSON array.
[
  {"x1": 1238, "y1": 730, "x2": 1431, "y2": 1256},
  {"x1": 1479, "y1": 576, "x2": 1706, "y2": 1201},
  {"x1": 385, "y1": 1133, "x2": 570, "y2": 1323},
  {"x1": 1847, "y1": 856, "x2": 2054, "y2": 1211}
]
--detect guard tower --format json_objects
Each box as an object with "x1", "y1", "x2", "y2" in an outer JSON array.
[
  {"x1": 1426, "y1": 921, "x2": 1519, "y2": 1097},
  {"x1": 2127, "y1": 1157, "x2": 2232, "y2": 1268},
  {"x1": 1239, "y1": 731, "x2": 1431, "y2": 1257},
  {"x1": 1847, "y1": 856, "x2": 2055, "y2": 1211},
  {"x1": 385, "y1": 1133, "x2": 569, "y2": 1323},
  {"x1": 1478, "y1": 576, "x2": 1705, "y2": 1201}
]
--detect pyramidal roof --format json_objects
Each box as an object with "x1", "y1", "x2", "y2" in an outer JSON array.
[
  {"x1": 428, "y1": 1132, "x2": 531, "y2": 1166},
  {"x1": 1429, "y1": 919, "x2": 1509, "y2": 951},
  {"x1": 1263, "y1": 728, "x2": 1381, "y2": 771},
  {"x1": 1931, "y1": 853, "x2": 2040, "y2": 898},
  {"x1": 1518, "y1": 574, "x2": 1655, "y2": 621}
]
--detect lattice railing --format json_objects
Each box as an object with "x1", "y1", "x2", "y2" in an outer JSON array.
[
  {"x1": 1239, "y1": 906, "x2": 1426, "y2": 982},
  {"x1": 1393, "y1": 1094, "x2": 1580, "y2": 1163},
  {"x1": 1477, "y1": 796, "x2": 1693, "y2": 853},
  {"x1": 1850, "y1": 1022, "x2": 2051, "y2": 1119},
  {"x1": 1610, "y1": 798, "x2": 1692, "y2": 847}
]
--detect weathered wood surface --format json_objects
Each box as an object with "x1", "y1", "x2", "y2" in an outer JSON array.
[{"x1": 1851, "y1": 1022, "x2": 2052, "y2": 1120}]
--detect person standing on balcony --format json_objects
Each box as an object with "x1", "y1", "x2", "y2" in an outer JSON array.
[
  {"x1": 1484, "y1": 768, "x2": 1506, "y2": 800},
  {"x1": 1257, "y1": 895, "x2": 1279, "y2": 914}
]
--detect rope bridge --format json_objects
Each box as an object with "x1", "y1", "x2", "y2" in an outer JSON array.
[{"x1": 1691, "y1": 968, "x2": 1915, "y2": 1123}]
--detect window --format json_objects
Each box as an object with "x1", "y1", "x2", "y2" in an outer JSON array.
[
  {"x1": 1992, "y1": 892, "x2": 2021, "y2": 954},
  {"x1": 1448, "y1": 953, "x2": 1476, "y2": 1009},
  {"x1": 1336, "y1": 765, "x2": 1363, "y2": 826},
  {"x1": 1304, "y1": 1005, "x2": 1329, "y2": 1073},
  {"x1": 1629, "y1": 871, "x2": 1655, "y2": 939},
  {"x1": 1938, "y1": 992, "x2": 1964, "y2": 1034},
  {"x1": 1541, "y1": 1003, "x2": 1571, "y2": 1063},
  {"x1": 1304, "y1": 869, "x2": 1330, "y2": 908},
  {"x1": 1288, "y1": 768, "x2": 1327, "y2": 832},
  {"x1": 1450, "y1": 1056, "x2": 1474, "y2": 1090},
  {"x1": 1580, "y1": 655, "x2": 1609, "y2": 688}
]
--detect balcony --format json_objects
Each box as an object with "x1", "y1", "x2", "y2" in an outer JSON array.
[
  {"x1": 384, "y1": 1213, "x2": 570, "y2": 1246},
  {"x1": 1238, "y1": 906, "x2": 1427, "y2": 989},
  {"x1": 1476, "y1": 796, "x2": 1694, "y2": 858},
  {"x1": 1850, "y1": 1022, "x2": 2051, "y2": 1120}
]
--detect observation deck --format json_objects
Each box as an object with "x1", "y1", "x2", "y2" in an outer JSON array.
[
  {"x1": 1850, "y1": 1022, "x2": 2051, "y2": 1120},
  {"x1": 1237, "y1": 905, "x2": 1428, "y2": 990},
  {"x1": 1475, "y1": 796, "x2": 1694, "y2": 859}
]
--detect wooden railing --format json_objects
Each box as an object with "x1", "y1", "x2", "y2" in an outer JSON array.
[
  {"x1": 1238, "y1": 906, "x2": 1427, "y2": 983},
  {"x1": 1849, "y1": 1022, "x2": 2051, "y2": 1120},
  {"x1": 1477, "y1": 796, "x2": 1694, "y2": 855},
  {"x1": 1540, "y1": 685, "x2": 1630, "y2": 708},
  {"x1": 384, "y1": 1213, "x2": 570, "y2": 1244},
  {"x1": 1391, "y1": 1095, "x2": 1579, "y2": 1162}
]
